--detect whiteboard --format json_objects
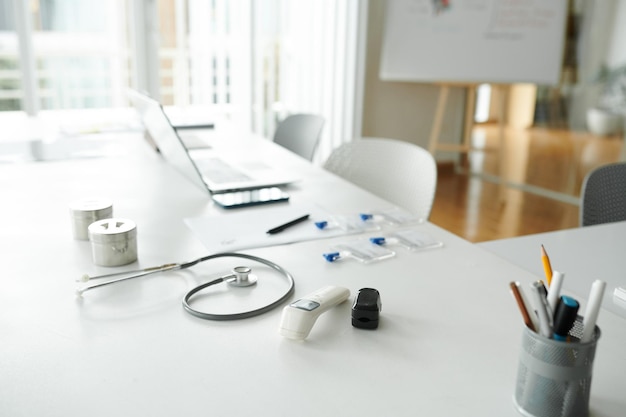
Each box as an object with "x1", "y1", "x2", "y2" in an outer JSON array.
[{"x1": 380, "y1": 0, "x2": 568, "y2": 85}]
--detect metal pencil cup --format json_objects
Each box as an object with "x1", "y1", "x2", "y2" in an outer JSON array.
[{"x1": 513, "y1": 319, "x2": 600, "y2": 417}]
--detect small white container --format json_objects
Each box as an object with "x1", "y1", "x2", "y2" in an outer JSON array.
[
  {"x1": 586, "y1": 107, "x2": 624, "y2": 136},
  {"x1": 88, "y1": 218, "x2": 138, "y2": 267},
  {"x1": 69, "y1": 199, "x2": 113, "y2": 240}
]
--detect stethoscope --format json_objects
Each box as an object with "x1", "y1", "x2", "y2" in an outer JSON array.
[{"x1": 77, "y1": 252, "x2": 295, "y2": 320}]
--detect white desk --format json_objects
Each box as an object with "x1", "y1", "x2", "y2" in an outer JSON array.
[
  {"x1": 1, "y1": 127, "x2": 625, "y2": 417},
  {"x1": 479, "y1": 222, "x2": 626, "y2": 321}
]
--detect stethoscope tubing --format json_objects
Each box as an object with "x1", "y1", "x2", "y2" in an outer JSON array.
[
  {"x1": 182, "y1": 252, "x2": 295, "y2": 320},
  {"x1": 77, "y1": 252, "x2": 295, "y2": 321}
]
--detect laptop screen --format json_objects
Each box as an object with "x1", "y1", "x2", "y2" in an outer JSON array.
[{"x1": 129, "y1": 90, "x2": 209, "y2": 193}]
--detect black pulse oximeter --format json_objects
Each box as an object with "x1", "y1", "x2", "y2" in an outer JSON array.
[{"x1": 351, "y1": 288, "x2": 381, "y2": 329}]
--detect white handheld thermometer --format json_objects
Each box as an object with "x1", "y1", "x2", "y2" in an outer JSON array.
[{"x1": 279, "y1": 286, "x2": 350, "y2": 340}]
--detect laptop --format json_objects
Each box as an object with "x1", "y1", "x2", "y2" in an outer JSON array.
[{"x1": 128, "y1": 89, "x2": 300, "y2": 194}]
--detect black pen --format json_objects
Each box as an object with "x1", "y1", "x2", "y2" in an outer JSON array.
[{"x1": 266, "y1": 214, "x2": 310, "y2": 235}]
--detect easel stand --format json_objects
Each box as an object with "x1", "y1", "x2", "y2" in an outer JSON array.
[{"x1": 428, "y1": 83, "x2": 510, "y2": 179}]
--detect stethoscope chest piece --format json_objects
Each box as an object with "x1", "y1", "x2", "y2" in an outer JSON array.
[{"x1": 226, "y1": 266, "x2": 258, "y2": 287}]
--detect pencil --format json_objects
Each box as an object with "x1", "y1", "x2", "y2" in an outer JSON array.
[
  {"x1": 509, "y1": 281, "x2": 536, "y2": 332},
  {"x1": 541, "y1": 244, "x2": 553, "y2": 287}
]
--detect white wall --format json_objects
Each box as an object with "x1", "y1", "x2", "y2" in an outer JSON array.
[
  {"x1": 606, "y1": 0, "x2": 626, "y2": 68},
  {"x1": 360, "y1": 1, "x2": 626, "y2": 139},
  {"x1": 568, "y1": 0, "x2": 625, "y2": 130},
  {"x1": 360, "y1": 1, "x2": 465, "y2": 162}
]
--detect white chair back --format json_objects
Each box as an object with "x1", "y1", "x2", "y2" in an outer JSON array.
[{"x1": 323, "y1": 137, "x2": 437, "y2": 219}]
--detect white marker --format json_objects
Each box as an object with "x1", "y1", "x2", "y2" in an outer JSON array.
[
  {"x1": 279, "y1": 286, "x2": 350, "y2": 340},
  {"x1": 581, "y1": 280, "x2": 606, "y2": 343},
  {"x1": 546, "y1": 270, "x2": 565, "y2": 314}
]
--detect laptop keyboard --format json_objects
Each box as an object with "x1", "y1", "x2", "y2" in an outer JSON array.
[{"x1": 195, "y1": 157, "x2": 252, "y2": 184}]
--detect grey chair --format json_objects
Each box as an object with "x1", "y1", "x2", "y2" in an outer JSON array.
[
  {"x1": 273, "y1": 114, "x2": 325, "y2": 161},
  {"x1": 323, "y1": 137, "x2": 437, "y2": 219},
  {"x1": 580, "y1": 162, "x2": 626, "y2": 226}
]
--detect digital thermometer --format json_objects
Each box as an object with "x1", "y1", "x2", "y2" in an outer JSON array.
[{"x1": 279, "y1": 286, "x2": 350, "y2": 340}]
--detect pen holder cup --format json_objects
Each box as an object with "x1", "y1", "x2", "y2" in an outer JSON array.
[{"x1": 513, "y1": 320, "x2": 601, "y2": 417}]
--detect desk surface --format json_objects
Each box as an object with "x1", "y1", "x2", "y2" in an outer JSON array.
[
  {"x1": 479, "y1": 222, "x2": 626, "y2": 320},
  {"x1": 1, "y1": 126, "x2": 625, "y2": 417}
]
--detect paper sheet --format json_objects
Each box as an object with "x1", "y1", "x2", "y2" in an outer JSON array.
[{"x1": 184, "y1": 203, "x2": 347, "y2": 253}]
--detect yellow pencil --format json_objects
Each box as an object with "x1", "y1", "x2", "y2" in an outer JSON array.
[{"x1": 541, "y1": 244, "x2": 553, "y2": 287}]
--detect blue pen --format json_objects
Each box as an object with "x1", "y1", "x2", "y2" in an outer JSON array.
[{"x1": 553, "y1": 295, "x2": 579, "y2": 341}]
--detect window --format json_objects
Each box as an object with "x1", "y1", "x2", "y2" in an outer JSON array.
[
  {"x1": 1, "y1": 0, "x2": 363, "y2": 160},
  {"x1": 0, "y1": 0, "x2": 21, "y2": 111},
  {"x1": 0, "y1": 0, "x2": 131, "y2": 112}
]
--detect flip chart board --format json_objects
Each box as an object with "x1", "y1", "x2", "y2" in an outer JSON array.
[{"x1": 380, "y1": 0, "x2": 568, "y2": 85}]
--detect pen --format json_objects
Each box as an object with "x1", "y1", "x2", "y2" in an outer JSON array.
[
  {"x1": 530, "y1": 280, "x2": 553, "y2": 338},
  {"x1": 581, "y1": 279, "x2": 606, "y2": 343},
  {"x1": 509, "y1": 281, "x2": 536, "y2": 332},
  {"x1": 266, "y1": 214, "x2": 310, "y2": 235},
  {"x1": 541, "y1": 244, "x2": 553, "y2": 286},
  {"x1": 553, "y1": 295, "x2": 579, "y2": 341}
]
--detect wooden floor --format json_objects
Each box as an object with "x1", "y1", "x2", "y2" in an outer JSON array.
[{"x1": 429, "y1": 124, "x2": 624, "y2": 243}]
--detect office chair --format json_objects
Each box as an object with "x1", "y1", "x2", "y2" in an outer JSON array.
[
  {"x1": 580, "y1": 162, "x2": 626, "y2": 226},
  {"x1": 323, "y1": 137, "x2": 437, "y2": 219},
  {"x1": 273, "y1": 114, "x2": 325, "y2": 161}
]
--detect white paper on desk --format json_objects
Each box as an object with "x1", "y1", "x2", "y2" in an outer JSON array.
[{"x1": 184, "y1": 203, "x2": 346, "y2": 252}]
